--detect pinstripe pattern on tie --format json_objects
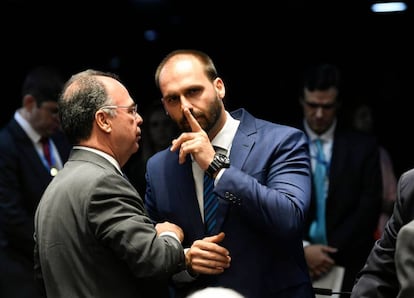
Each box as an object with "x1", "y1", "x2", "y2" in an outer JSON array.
[{"x1": 203, "y1": 173, "x2": 218, "y2": 235}]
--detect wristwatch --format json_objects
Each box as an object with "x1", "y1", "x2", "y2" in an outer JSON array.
[{"x1": 206, "y1": 152, "x2": 230, "y2": 178}]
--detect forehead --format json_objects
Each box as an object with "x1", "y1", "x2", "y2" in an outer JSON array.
[
  {"x1": 304, "y1": 87, "x2": 338, "y2": 102},
  {"x1": 159, "y1": 56, "x2": 209, "y2": 95},
  {"x1": 98, "y1": 76, "x2": 130, "y2": 103},
  {"x1": 161, "y1": 56, "x2": 205, "y2": 80}
]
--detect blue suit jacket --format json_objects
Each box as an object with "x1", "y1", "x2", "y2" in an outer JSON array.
[{"x1": 145, "y1": 108, "x2": 314, "y2": 298}]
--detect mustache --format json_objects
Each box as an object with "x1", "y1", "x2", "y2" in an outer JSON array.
[{"x1": 178, "y1": 112, "x2": 204, "y2": 131}]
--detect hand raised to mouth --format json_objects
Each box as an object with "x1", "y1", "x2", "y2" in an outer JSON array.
[{"x1": 170, "y1": 107, "x2": 215, "y2": 169}]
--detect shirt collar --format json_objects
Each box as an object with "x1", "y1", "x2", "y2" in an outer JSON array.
[
  {"x1": 211, "y1": 111, "x2": 240, "y2": 154},
  {"x1": 304, "y1": 118, "x2": 336, "y2": 143},
  {"x1": 72, "y1": 146, "x2": 123, "y2": 174},
  {"x1": 14, "y1": 110, "x2": 42, "y2": 143}
]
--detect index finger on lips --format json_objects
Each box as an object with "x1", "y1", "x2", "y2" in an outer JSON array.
[{"x1": 183, "y1": 108, "x2": 202, "y2": 132}]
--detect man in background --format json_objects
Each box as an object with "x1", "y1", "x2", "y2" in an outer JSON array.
[
  {"x1": 297, "y1": 63, "x2": 382, "y2": 296},
  {"x1": 0, "y1": 66, "x2": 71, "y2": 297}
]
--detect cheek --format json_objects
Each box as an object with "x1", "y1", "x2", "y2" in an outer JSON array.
[{"x1": 166, "y1": 110, "x2": 179, "y2": 123}]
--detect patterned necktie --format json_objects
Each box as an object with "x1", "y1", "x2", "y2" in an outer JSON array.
[
  {"x1": 40, "y1": 137, "x2": 52, "y2": 167},
  {"x1": 203, "y1": 172, "x2": 218, "y2": 235},
  {"x1": 309, "y1": 138, "x2": 328, "y2": 244}
]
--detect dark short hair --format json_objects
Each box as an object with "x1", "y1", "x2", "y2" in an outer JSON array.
[
  {"x1": 302, "y1": 64, "x2": 341, "y2": 95},
  {"x1": 58, "y1": 69, "x2": 120, "y2": 144},
  {"x1": 22, "y1": 65, "x2": 65, "y2": 106}
]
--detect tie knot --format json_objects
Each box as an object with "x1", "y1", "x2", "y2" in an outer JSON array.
[{"x1": 314, "y1": 138, "x2": 324, "y2": 151}]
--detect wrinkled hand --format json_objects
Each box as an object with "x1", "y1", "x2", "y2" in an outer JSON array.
[
  {"x1": 186, "y1": 232, "x2": 231, "y2": 275},
  {"x1": 170, "y1": 107, "x2": 215, "y2": 169},
  {"x1": 304, "y1": 244, "x2": 337, "y2": 279},
  {"x1": 155, "y1": 221, "x2": 184, "y2": 242}
]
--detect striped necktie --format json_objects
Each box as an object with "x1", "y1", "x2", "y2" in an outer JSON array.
[
  {"x1": 40, "y1": 137, "x2": 52, "y2": 167},
  {"x1": 203, "y1": 173, "x2": 218, "y2": 235}
]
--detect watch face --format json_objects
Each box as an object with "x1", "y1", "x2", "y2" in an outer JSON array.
[
  {"x1": 218, "y1": 154, "x2": 227, "y2": 162},
  {"x1": 217, "y1": 153, "x2": 230, "y2": 165}
]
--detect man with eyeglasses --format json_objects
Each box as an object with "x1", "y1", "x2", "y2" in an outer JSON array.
[
  {"x1": 0, "y1": 65, "x2": 72, "y2": 297},
  {"x1": 297, "y1": 63, "x2": 382, "y2": 297},
  {"x1": 33, "y1": 69, "x2": 187, "y2": 297}
]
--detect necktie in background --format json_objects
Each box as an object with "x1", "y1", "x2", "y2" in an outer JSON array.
[
  {"x1": 309, "y1": 138, "x2": 328, "y2": 244},
  {"x1": 203, "y1": 173, "x2": 218, "y2": 235},
  {"x1": 40, "y1": 137, "x2": 52, "y2": 167}
]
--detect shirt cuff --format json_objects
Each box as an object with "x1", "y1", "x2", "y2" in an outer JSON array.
[{"x1": 159, "y1": 231, "x2": 180, "y2": 242}]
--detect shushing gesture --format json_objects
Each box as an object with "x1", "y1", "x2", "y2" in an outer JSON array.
[{"x1": 170, "y1": 107, "x2": 215, "y2": 170}]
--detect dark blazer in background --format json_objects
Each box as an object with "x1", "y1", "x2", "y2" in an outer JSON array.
[
  {"x1": 145, "y1": 108, "x2": 313, "y2": 298},
  {"x1": 302, "y1": 125, "x2": 382, "y2": 294},
  {"x1": 0, "y1": 118, "x2": 71, "y2": 296},
  {"x1": 351, "y1": 168, "x2": 414, "y2": 298}
]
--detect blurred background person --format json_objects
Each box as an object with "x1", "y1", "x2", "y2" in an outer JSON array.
[
  {"x1": 297, "y1": 63, "x2": 382, "y2": 296},
  {"x1": 351, "y1": 103, "x2": 397, "y2": 239},
  {"x1": 0, "y1": 65, "x2": 71, "y2": 297},
  {"x1": 123, "y1": 100, "x2": 179, "y2": 193}
]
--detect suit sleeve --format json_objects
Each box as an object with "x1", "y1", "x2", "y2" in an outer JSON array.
[
  {"x1": 88, "y1": 173, "x2": 186, "y2": 280},
  {"x1": 395, "y1": 220, "x2": 414, "y2": 298},
  {"x1": 351, "y1": 169, "x2": 414, "y2": 297},
  {"x1": 215, "y1": 127, "x2": 311, "y2": 242}
]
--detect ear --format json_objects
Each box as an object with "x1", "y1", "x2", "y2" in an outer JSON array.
[
  {"x1": 95, "y1": 110, "x2": 112, "y2": 133},
  {"x1": 214, "y1": 77, "x2": 225, "y2": 99},
  {"x1": 161, "y1": 98, "x2": 169, "y2": 115},
  {"x1": 23, "y1": 94, "x2": 37, "y2": 111}
]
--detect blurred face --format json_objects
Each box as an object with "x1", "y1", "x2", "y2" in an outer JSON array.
[
  {"x1": 301, "y1": 87, "x2": 338, "y2": 135},
  {"x1": 353, "y1": 105, "x2": 373, "y2": 133},
  {"x1": 29, "y1": 100, "x2": 61, "y2": 137},
  {"x1": 159, "y1": 55, "x2": 225, "y2": 138},
  {"x1": 99, "y1": 76, "x2": 143, "y2": 166},
  {"x1": 148, "y1": 109, "x2": 176, "y2": 149}
]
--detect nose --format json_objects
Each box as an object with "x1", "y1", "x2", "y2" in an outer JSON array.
[
  {"x1": 135, "y1": 113, "x2": 143, "y2": 125},
  {"x1": 180, "y1": 96, "x2": 193, "y2": 110},
  {"x1": 315, "y1": 107, "x2": 325, "y2": 117}
]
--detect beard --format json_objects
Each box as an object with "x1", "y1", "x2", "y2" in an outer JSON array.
[{"x1": 177, "y1": 96, "x2": 222, "y2": 134}]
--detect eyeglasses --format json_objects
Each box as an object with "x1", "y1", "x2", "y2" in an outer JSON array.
[
  {"x1": 304, "y1": 101, "x2": 337, "y2": 110},
  {"x1": 100, "y1": 104, "x2": 138, "y2": 116}
]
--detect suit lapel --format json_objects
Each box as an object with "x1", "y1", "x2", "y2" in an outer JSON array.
[
  {"x1": 328, "y1": 132, "x2": 348, "y2": 195},
  {"x1": 173, "y1": 154, "x2": 205, "y2": 235},
  {"x1": 214, "y1": 109, "x2": 256, "y2": 233}
]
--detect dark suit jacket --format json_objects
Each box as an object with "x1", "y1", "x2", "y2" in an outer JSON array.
[
  {"x1": 34, "y1": 149, "x2": 186, "y2": 298},
  {"x1": 351, "y1": 168, "x2": 414, "y2": 298},
  {"x1": 302, "y1": 125, "x2": 383, "y2": 294},
  {"x1": 145, "y1": 108, "x2": 314, "y2": 298},
  {"x1": 0, "y1": 118, "x2": 71, "y2": 258}
]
